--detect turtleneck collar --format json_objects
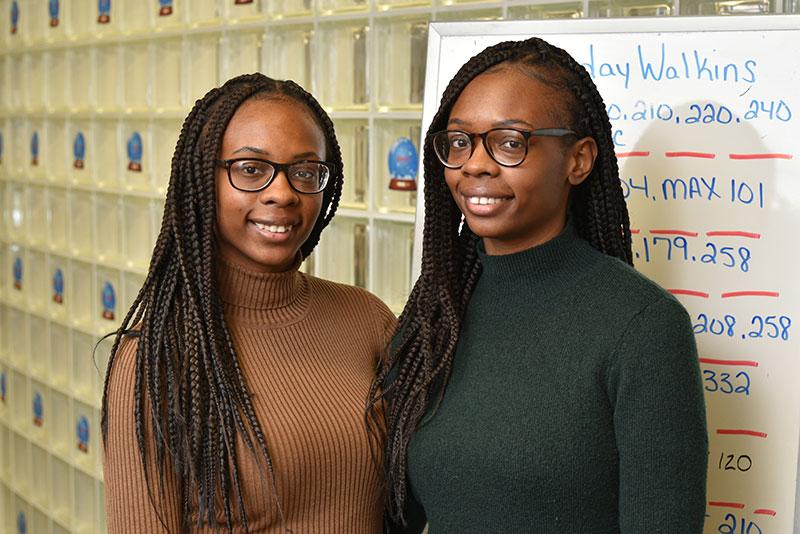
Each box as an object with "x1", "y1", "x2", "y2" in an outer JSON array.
[
  {"x1": 476, "y1": 220, "x2": 602, "y2": 300},
  {"x1": 217, "y1": 254, "x2": 311, "y2": 327}
]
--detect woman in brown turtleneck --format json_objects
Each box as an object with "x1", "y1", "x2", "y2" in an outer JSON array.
[{"x1": 102, "y1": 74, "x2": 395, "y2": 533}]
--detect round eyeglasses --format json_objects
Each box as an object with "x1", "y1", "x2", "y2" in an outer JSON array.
[
  {"x1": 430, "y1": 127, "x2": 577, "y2": 169},
  {"x1": 217, "y1": 158, "x2": 334, "y2": 194}
]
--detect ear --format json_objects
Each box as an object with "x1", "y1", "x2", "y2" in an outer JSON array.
[{"x1": 566, "y1": 136, "x2": 598, "y2": 186}]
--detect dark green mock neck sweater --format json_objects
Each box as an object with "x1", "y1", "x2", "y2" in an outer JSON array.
[{"x1": 404, "y1": 224, "x2": 708, "y2": 533}]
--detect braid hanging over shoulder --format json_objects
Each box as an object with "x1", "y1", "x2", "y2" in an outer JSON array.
[
  {"x1": 366, "y1": 37, "x2": 633, "y2": 523},
  {"x1": 101, "y1": 73, "x2": 344, "y2": 533}
]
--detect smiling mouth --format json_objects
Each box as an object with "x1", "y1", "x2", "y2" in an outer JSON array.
[
  {"x1": 466, "y1": 196, "x2": 511, "y2": 205},
  {"x1": 252, "y1": 221, "x2": 295, "y2": 234}
]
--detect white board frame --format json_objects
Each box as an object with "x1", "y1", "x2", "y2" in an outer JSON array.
[{"x1": 410, "y1": 15, "x2": 800, "y2": 531}]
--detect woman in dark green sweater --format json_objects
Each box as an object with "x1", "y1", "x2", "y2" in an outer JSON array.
[{"x1": 369, "y1": 38, "x2": 708, "y2": 533}]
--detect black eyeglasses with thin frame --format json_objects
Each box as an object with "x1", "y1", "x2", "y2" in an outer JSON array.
[
  {"x1": 217, "y1": 157, "x2": 334, "y2": 194},
  {"x1": 430, "y1": 127, "x2": 578, "y2": 169}
]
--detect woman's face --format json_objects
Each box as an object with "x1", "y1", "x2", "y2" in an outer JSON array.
[
  {"x1": 444, "y1": 66, "x2": 597, "y2": 255},
  {"x1": 216, "y1": 97, "x2": 326, "y2": 273}
]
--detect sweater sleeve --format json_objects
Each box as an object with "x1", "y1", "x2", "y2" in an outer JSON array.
[
  {"x1": 102, "y1": 335, "x2": 181, "y2": 533},
  {"x1": 607, "y1": 296, "x2": 708, "y2": 533}
]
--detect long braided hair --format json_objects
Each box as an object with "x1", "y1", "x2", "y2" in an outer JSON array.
[
  {"x1": 101, "y1": 73, "x2": 343, "y2": 532},
  {"x1": 367, "y1": 37, "x2": 633, "y2": 522}
]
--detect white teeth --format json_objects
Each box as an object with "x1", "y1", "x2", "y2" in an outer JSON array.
[
  {"x1": 468, "y1": 196, "x2": 504, "y2": 205},
  {"x1": 253, "y1": 222, "x2": 292, "y2": 233}
]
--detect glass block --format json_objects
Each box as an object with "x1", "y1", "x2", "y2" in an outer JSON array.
[
  {"x1": 152, "y1": 119, "x2": 182, "y2": 193},
  {"x1": 25, "y1": 53, "x2": 46, "y2": 111},
  {"x1": 94, "y1": 194, "x2": 122, "y2": 262},
  {"x1": 68, "y1": 48, "x2": 93, "y2": 111},
  {"x1": 97, "y1": 482, "x2": 107, "y2": 534},
  {"x1": 50, "y1": 390, "x2": 70, "y2": 455},
  {"x1": 28, "y1": 324, "x2": 47, "y2": 387},
  {"x1": 226, "y1": 0, "x2": 263, "y2": 18},
  {"x1": 70, "y1": 121, "x2": 93, "y2": 185},
  {"x1": 46, "y1": 120, "x2": 69, "y2": 182},
  {"x1": 45, "y1": 0, "x2": 68, "y2": 42},
  {"x1": 11, "y1": 372, "x2": 28, "y2": 431},
  {"x1": 373, "y1": 220, "x2": 414, "y2": 312},
  {"x1": 94, "y1": 45, "x2": 121, "y2": 112},
  {"x1": 73, "y1": 469, "x2": 96, "y2": 532},
  {"x1": 680, "y1": 0, "x2": 772, "y2": 12},
  {"x1": 221, "y1": 32, "x2": 263, "y2": 81},
  {"x1": 188, "y1": 0, "x2": 221, "y2": 24},
  {"x1": 23, "y1": 0, "x2": 46, "y2": 45},
  {"x1": 27, "y1": 186, "x2": 47, "y2": 246},
  {"x1": 319, "y1": 0, "x2": 367, "y2": 14},
  {"x1": 121, "y1": 271, "x2": 145, "y2": 322},
  {"x1": 123, "y1": 198, "x2": 152, "y2": 269},
  {"x1": 121, "y1": 121, "x2": 150, "y2": 190},
  {"x1": 262, "y1": 25, "x2": 312, "y2": 90},
  {"x1": 435, "y1": 7, "x2": 502, "y2": 18},
  {"x1": 152, "y1": 38, "x2": 182, "y2": 111},
  {"x1": 14, "y1": 479, "x2": 31, "y2": 524},
  {"x1": 25, "y1": 120, "x2": 45, "y2": 181},
  {"x1": 68, "y1": 0, "x2": 94, "y2": 38},
  {"x1": 95, "y1": 267, "x2": 121, "y2": 333},
  {"x1": 316, "y1": 22, "x2": 369, "y2": 110},
  {"x1": 51, "y1": 457, "x2": 72, "y2": 526},
  {"x1": 93, "y1": 0, "x2": 119, "y2": 34},
  {"x1": 589, "y1": 0, "x2": 674, "y2": 15},
  {"x1": 154, "y1": 0, "x2": 184, "y2": 29},
  {"x1": 29, "y1": 384, "x2": 49, "y2": 445},
  {"x1": 0, "y1": 424, "x2": 7, "y2": 477},
  {"x1": 6, "y1": 57, "x2": 23, "y2": 111},
  {"x1": 5, "y1": 246, "x2": 26, "y2": 307},
  {"x1": 72, "y1": 331, "x2": 95, "y2": 405},
  {"x1": 5, "y1": 183, "x2": 26, "y2": 241},
  {"x1": 68, "y1": 260, "x2": 93, "y2": 328},
  {"x1": 48, "y1": 322, "x2": 69, "y2": 388},
  {"x1": 0, "y1": 123, "x2": 5, "y2": 179},
  {"x1": 267, "y1": 0, "x2": 313, "y2": 17},
  {"x1": 93, "y1": 335, "x2": 114, "y2": 404},
  {"x1": 26, "y1": 251, "x2": 47, "y2": 313},
  {"x1": 31, "y1": 507, "x2": 49, "y2": 534},
  {"x1": 6, "y1": 118, "x2": 23, "y2": 175},
  {"x1": 46, "y1": 188, "x2": 68, "y2": 252},
  {"x1": 374, "y1": 119, "x2": 421, "y2": 213},
  {"x1": 122, "y1": 0, "x2": 152, "y2": 32},
  {"x1": 336, "y1": 120, "x2": 369, "y2": 209},
  {"x1": 317, "y1": 217, "x2": 368, "y2": 288},
  {"x1": 375, "y1": 18, "x2": 428, "y2": 111},
  {"x1": 186, "y1": 35, "x2": 220, "y2": 105},
  {"x1": 376, "y1": 0, "x2": 429, "y2": 10},
  {"x1": 122, "y1": 41, "x2": 151, "y2": 111},
  {"x1": 47, "y1": 267, "x2": 67, "y2": 317},
  {"x1": 46, "y1": 50, "x2": 70, "y2": 111},
  {"x1": 72, "y1": 402, "x2": 97, "y2": 474},
  {"x1": 94, "y1": 120, "x2": 120, "y2": 189},
  {"x1": 153, "y1": 199, "x2": 165, "y2": 244},
  {"x1": 68, "y1": 191, "x2": 94, "y2": 256},
  {"x1": 508, "y1": 1, "x2": 584, "y2": 18},
  {"x1": 54, "y1": 521, "x2": 71, "y2": 534},
  {"x1": 0, "y1": 306, "x2": 7, "y2": 362}
]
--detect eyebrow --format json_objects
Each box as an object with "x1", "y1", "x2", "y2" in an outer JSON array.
[
  {"x1": 446, "y1": 118, "x2": 537, "y2": 129},
  {"x1": 231, "y1": 146, "x2": 323, "y2": 160}
]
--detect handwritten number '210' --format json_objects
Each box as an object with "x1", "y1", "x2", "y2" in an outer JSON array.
[{"x1": 717, "y1": 513, "x2": 762, "y2": 534}]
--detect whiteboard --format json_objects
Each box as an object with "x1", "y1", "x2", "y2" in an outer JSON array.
[{"x1": 412, "y1": 16, "x2": 800, "y2": 534}]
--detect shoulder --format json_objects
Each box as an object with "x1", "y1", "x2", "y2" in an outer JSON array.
[{"x1": 305, "y1": 274, "x2": 397, "y2": 342}]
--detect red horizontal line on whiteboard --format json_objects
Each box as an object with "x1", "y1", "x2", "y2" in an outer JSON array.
[
  {"x1": 668, "y1": 289, "x2": 710, "y2": 298},
  {"x1": 630, "y1": 229, "x2": 640, "y2": 234},
  {"x1": 717, "y1": 429, "x2": 768, "y2": 438},
  {"x1": 616, "y1": 151, "x2": 651, "y2": 158},
  {"x1": 650, "y1": 229, "x2": 699, "y2": 237},
  {"x1": 708, "y1": 501, "x2": 745, "y2": 509},
  {"x1": 754, "y1": 509, "x2": 777, "y2": 516},
  {"x1": 721, "y1": 291, "x2": 780, "y2": 298},
  {"x1": 729, "y1": 153, "x2": 793, "y2": 160},
  {"x1": 699, "y1": 358, "x2": 759, "y2": 368},
  {"x1": 706, "y1": 231, "x2": 761, "y2": 239},
  {"x1": 665, "y1": 151, "x2": 716, "y2": 159}
]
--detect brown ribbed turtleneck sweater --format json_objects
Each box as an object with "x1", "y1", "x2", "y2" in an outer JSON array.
[{"x1": 103, "y1": 259, "x2": 397, "y2": 533}]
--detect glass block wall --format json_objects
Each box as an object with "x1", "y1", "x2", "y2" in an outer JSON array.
[{"x1": 0, "y1": 1, "x2": 796, "y2": 533}]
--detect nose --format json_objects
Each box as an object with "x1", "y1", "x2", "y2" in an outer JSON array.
[
  {"x1": 460, "y1": 136, "x2": 499, "y2": 178},
  {"x1": 257, "y1": 169, "x2": 300, "y2": 206}
]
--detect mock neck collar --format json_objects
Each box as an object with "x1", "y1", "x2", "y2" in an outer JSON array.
[{"x1": 217, "y1": 254, "x2": 311, "y2": 327}]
